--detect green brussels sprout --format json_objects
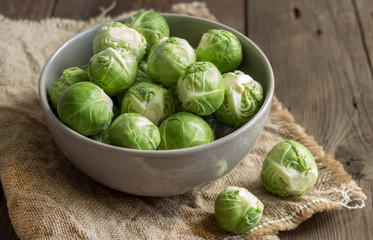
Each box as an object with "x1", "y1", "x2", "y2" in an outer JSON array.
[
  {"x1": 91, "y1": 127, "x2": 111, "y2": 145},
  {"x1": 147, "y1": 37, "x2": 196, "y2": 88},
  {"x1": 215, "y1": 186, "x2": 264, "y2": 234},
  {"x1": 93, "y1": 21, "x2": 147, "y2": 62},
  {"x1": 169, "y1": 86, "x2": 185, "y2": 112},
  {"x1": 112, "y1": 104, "x2": 121, "y2": 120},
  {"x1": 121, "y1": 82, "x2": 175, "y2": 126},
  {"x1": 57, "y1": 82, "x2": 113, "y2": 136},
  {"x1": 261, "y1": 140, "x2": 318, "y2": 197},
  {"x1": 108, "y1": 113, "x2": 160, "y2": 150},
  {"x1": 124, "y1": 10, "x2": 169, "y2": 53},
  {"x1": 47, "y1": 66, "x2": 89, "y2": 111},
  {"x1": 88, "y1": 48, "x2": 138, "y2": 96},
  {"x1": 134, "y1": 59, "x2": 152, "y2": 85},
  {"x1": 158, "y1": 112, "x2": 213, "y2": 150},
  {"x1": 177, "y1": 61, "x2": 224, "y2": 116},
  {"x1": 203, "y1": 115, "x2": 236, "y2": 140},
  {"x1": 214, "y1": 70, "x2": 263, "y2": 128},
  {"x1": 196, "y1": 29, "x2": 242, "y2": 73}
]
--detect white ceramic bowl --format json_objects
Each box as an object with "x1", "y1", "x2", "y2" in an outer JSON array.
[{"x1": 39, "y1": 14, "x2": 274, "y2": 196}]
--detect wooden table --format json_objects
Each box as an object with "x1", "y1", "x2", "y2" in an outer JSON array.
[{"x1": 1, "y1": 0, "x2": 372, "y2": 239}]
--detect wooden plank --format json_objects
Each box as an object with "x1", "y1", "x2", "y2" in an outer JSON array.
[
  {"x1": 51, "y1": 0, "x2": 246, "y2": 33},
  {"x1": 0, "y1": 0, "x2": 56, "y2": 20},
  {"x1": 247, "y1": 0, "x2": 373, "y2": 239},
  {"x1": 354, "y1": 0, "x2": 373, "y2": 75}
]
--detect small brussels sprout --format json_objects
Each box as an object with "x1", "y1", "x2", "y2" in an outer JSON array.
[
  {"x1": 134, "y1": 59, "x2": 152, "y2": 85},
  {"x1": 47, "y1": 66, "x2": 89, "y2": 111},
  {"x1": 147, "y1": 37, "x2": 196, "y2": 88},
  {"x1": 124, "y1": 10, "x2": 169, "y2": 53},
  {"x1": 57, "y1": 82, "x2": 113, "y2": 136},
  {"x1": 121, "y1": 82, "x2": 175, "y2": 126},
  {"x1": 169, "y1": 86, "x2": 184, "y2": 112},
  {"x1": 196, "y1": 29, "x2": 242, "y2": 73},
  {"x1": 215, "y1": 186, "x2": 264, "y2": 234},
  {"x1": 93, "y1": 21, "x2": 147, "y2": 62},
  {"x1": 108, "y1": 113, "x2": 160, "y2": 150},
  {"x1": 261, "y1": 140, "x2": 318, "y2": 197},
  {"x1": 91, "y1": 127, "x2": 111, "y2": 145},
  {"x1": 214, "y1": 70, "x2": 263, "y2": 128},
  {"x1": 177, "y1": 61, "x2": 224, "y2": 116},
  {"x1": 88, "y1": 48, "x2": 138, "y2": 96},
  {"x1": 158, "y1": 112, "x2": 213, "y2": 150},
  {"x1": 112, "y1": 104, "x2": 121, "y2": 120},
  {"x1": 203, "y1": 115, "x2": 236, "y2": 140}
]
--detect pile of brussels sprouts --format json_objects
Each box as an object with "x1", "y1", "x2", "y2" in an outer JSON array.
[{"x1": 48, "y1": 10, "x2": 264, "y2": 151}]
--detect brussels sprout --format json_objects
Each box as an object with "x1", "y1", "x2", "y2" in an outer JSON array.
[
  {"x1": 177, "y1": 61, "x2": 224, "y2": 116},
  {"x1": 196, "y1": 29, "x2": 242, "y2": 73},
  {"x1": 261, "y1": 140, "x2": 318, "y2": 197},
  {"x1": 215, "y1": 186, "x2": 264, "y2": 234},
  {"x1": 91, "y1": 127, "x2": 111, "y2": 145},
  {"x1": 57, "y1": 82, "x2": 113, "y2": 136},
  {"x1": 108, "y1": 113, "x2": 160, "y2": 150},
  {"x1": 158, "y1": 112, "x2": 213, "y2": 150},
  {"x1": 124, "y1": 10, "x2": 169, "y2": 53},
  {"x1": 134, "y1": 59, "x2": 152, "y2": 85},
  {"x1": 203, "y1": 115, "x2": 236, "y2": 140},
  {"x1": 214, "y1": 70, "x2": 263, "y2": 128},
  {"x1": 112, "y1": 104, "x2": 121, "y2": 120},
  {"x1": 93, "y1": 21, "x2": 147, "y2": 62},
  {"x1": 121, "y1": 82, "x2": 175, "y2": 126},
  {"x1": 88, "y1": 48, "x2": 138, "y2": 96},
  {"x1": 47, "y1": 66, "x2": 89, "y2": 111},
  {"x1": 169, "y1": 86, "x2": 184, "y2": 112},
  {"x1": 147, "y1": 37, "x2": 196, "y2": 88}
]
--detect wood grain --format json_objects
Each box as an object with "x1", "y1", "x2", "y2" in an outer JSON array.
[
  {"x1": 0, "y1": 0, "x2": 371, "y2": 239},
  {"x1": 0, "y1": 0, "x2": 55, "y2": 20},
  {"x1": 247, "y1": 0, "x2": 373, "y2": 239}
]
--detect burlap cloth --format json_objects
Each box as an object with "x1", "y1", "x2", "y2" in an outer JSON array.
[{"x1": 0, "y1": 2, "x2": 367, "y2": 240}]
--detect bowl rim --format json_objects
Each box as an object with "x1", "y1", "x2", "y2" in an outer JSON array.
[{"x1": 38, "y1": 13, "x2": 274, "y2": 157}]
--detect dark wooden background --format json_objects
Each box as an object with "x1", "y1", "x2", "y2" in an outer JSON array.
[{"x1": 0, "y1": 0, "x2": 372, "y2": 239}]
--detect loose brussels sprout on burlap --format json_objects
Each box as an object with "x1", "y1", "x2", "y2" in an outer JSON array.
[
  {"x1": 134, "y1": 59, "x2": 152, "y2": 85},
  {"x1": 261, "y1": 140, "x2": 318, "y2": 197},
  {"x1": 93, "y1": 21, "x2": 147, "y2": 62},
  {"x1": 48, "y1": 66, "x2": 89, "y2": 111},
  {"x1": 158, "y1": 112, "x2": 213, "y2": 150},
  {"x1": 177, "y1": 61, "x2": 224, "y2": 116},
  {"x1": 214, "y1": 70, "x2": 263, "y2": 128},
  {"x1": 147, "y1": 37, "x2": 196, "y2": 88},
  {"x1": 124, "y1": 10, "x2": 169, "y2": 53},
  {"x1": 108, "y1": 113, "x2": 160, "y2": 150},
  {"x1": 196, "y1": 29, "x2": 242, "y2": 73},
  {"x1": 88, "y1": 48, "x2": 138, "y2": 96},
  {"x1": 57, "y1": 82, "x2": 113, "y2": 136},
  {"x1": 121, "y1": 82, "x2": 175, "y2": 126},
  {"x1": 215, "y1": 186, "x2": 264, "y2": 234}
]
